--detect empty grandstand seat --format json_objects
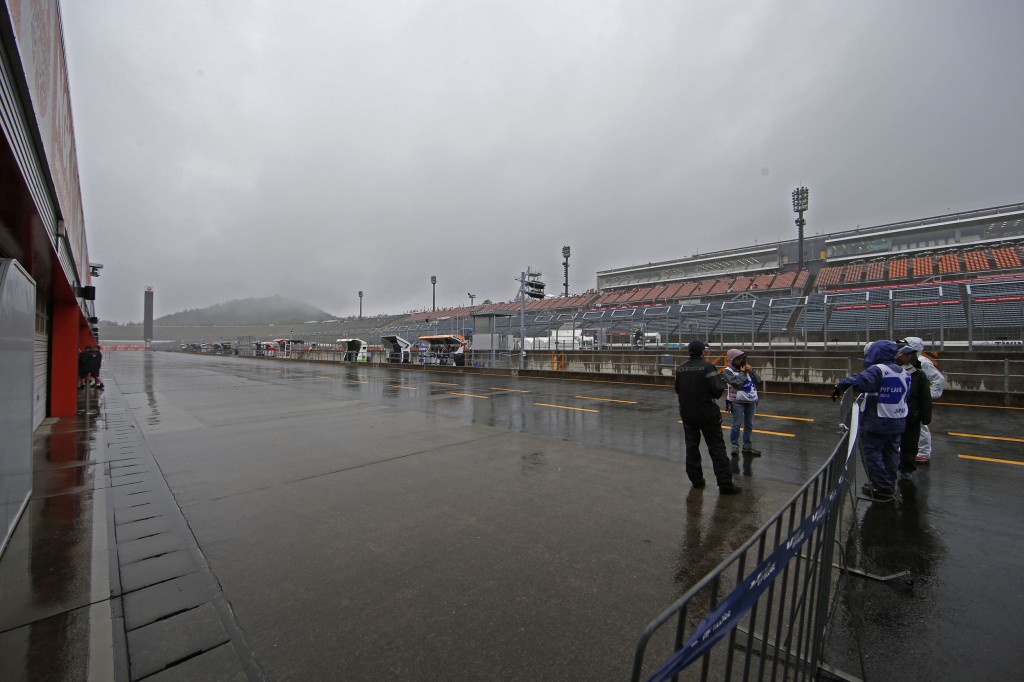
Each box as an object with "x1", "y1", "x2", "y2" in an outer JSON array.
[
  {"x1": 693, "y1": 279, "x2": 717, "y2": 296},
  {"x1": 814, "y1": 267, "x2": 841, "y2": 287},
  {"x1": 912, "y1": 255, "x2": 934, "y2": 278},
  {"x1": 992, "y1": 247, "x2": 1022, "y2": 269},
  {"x1": 889, "y1": 257, "x2": 908, "y2": 279},
  {"x1": 937, "y1": 253, "x2": 961, "y2": 275},
  {"x1": 865, "y1": 260, "x2": 887, "y2": 281},
  {"x1": 750, "y1": 273, "x2": 776, "y2": 290},
  {"x1": 964, "y1": 250, "x2": 991, "y2": 271},
  {"x1": 709, "y1": 278, "x2": 733, "y2": 295},
  {"x1": 842, "y1": 264, "x2": 864, "y2": 284},
  {"x1": 731, "y1": 277, "x2": 752, "y2": 293}
]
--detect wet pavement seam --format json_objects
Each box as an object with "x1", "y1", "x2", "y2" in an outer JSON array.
[{"x1": 98, "y1": 382, "x2": 264, "y2": 681}]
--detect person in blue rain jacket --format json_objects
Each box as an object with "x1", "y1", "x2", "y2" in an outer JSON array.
[{"x1": 831, "y1": 340, "x2": 909, "y2": 501}]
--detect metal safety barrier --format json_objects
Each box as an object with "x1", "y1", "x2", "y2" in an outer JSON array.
[{"x1": 631, "y1": 400, "x2": 860, "y2": 682}]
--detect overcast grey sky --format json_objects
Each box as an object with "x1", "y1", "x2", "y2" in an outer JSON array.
[{"x1": 60, "y1": 1, "x2": 1024, "y2": 322}]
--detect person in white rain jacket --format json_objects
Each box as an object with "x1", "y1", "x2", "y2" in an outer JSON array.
[{"x1": 899, "y1": 336, "x2": 945, "y2": 463}]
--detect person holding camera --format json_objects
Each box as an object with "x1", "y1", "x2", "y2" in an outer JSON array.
[
  {"x1": 724, "y1": 348, "x2": 761, "y2": 457},
  {"x1": 674, "y1": 340, "x2": 742, "y2": 495}
]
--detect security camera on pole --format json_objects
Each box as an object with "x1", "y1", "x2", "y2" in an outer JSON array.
[{"x1": 517, "y1": 268, "x2": 545, "y2": 370}]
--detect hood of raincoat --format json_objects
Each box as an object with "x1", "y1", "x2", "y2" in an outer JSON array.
[
  {"x1": 864, "y1": 339, "x2": 898, "y2": 365},
  {"x1": 726, "y1": 348, "x2": 746, "y2": 364},
  {"x1": 901, "y1": 336, "x2": 925, "y2": 353}
]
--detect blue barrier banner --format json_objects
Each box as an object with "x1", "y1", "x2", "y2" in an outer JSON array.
[{"x1": 646, "y1": 445, "x2": 852, "y2": 682}]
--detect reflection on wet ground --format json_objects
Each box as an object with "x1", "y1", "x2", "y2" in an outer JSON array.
[{"x1": 0, "y1": 394, "x2": 107, "y2": 681}]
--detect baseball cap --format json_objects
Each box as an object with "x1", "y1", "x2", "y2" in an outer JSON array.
[
  {"x1": 897, "y1": 345, "x2": 917, "y2": 356},
  {"x1": 688, "y1": 340, "x2": 707, "y2": 356}
]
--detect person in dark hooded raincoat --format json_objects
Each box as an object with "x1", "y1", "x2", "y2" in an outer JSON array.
[{"x1": 831, "y1": 340, "x2": 909, "y2": 501}]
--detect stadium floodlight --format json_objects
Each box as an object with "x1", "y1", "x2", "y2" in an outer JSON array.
[
  {"x1": 792, "y1": 187, "x2": 809, "y2": 271},
  {"x1": 431, "y1": 275, "x2": 437, "y2": 312},
  {"x1": 562, "y1": 245, "x2": 571, "y2": 297},
  {"x1": 358, "y1": 290, "x2": 363, "y2": 319},
  {"x1": 468, "y1": 292, "x2": 476, "y2": 306},
  {"x1": 792, "y1": 187, "x2": 809, "y2": 213}
]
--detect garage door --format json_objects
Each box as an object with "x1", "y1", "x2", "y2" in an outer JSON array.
[{"x1": 33, "y1": 332, "x2": 48, "y2": 430}]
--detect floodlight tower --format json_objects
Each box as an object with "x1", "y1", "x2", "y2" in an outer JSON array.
[
  {"x1": 468, "y1": 292, "x2": 476, "y2": 306},
  {"x1": 358, "y1": 290, "x2": 363, "y2": 319},
  {"x1": 431, "y1": 275, "x2": 437, "y2": 312},
  {"x1": 792, "y1": 187, "x2": 809, "y2": 271},
  {"x1": 562, "y1": 245, "x2": 571, "y2": 297}
]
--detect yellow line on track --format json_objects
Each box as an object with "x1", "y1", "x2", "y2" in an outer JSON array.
[
  {"x1": 536, "y1": 402, "x2": 599, "y2": 413},
  {"x1": 958, "y1": 454, "x2": 1024, "y2": 466},
  {"x1": 388, "y1": 385, "x2": 418, "y2": 390},
  {"x1": 937, "y1": 402, "x2": 1024, "y2": 411},
  {"x1": 948, "y1": 432, "x2": 1024, "y2": 444},
  {"x1": 675, "y1": 420, "x2": 795, "y2": 437},
  {"x1": 448, "y1": 392, "x2": 490, "y2": 399},
  {"x1": 489, "y1": 387, "x2": 531, "y2": 393},
  {"x1": 347, "y1": 380, "x2": 366, "y2": 383},
  {"x1": 720, "y1": 426, "x2": 797, "y2": 438},
  {"x1": 576, "y1": 396, "x2": 639, "y2": 404},
  {"x1": 721, "y1": 410, "x2": 814, "y2": 422},
  {"x1": 431, "y1": 382, "x2": 461, "y2": 386}
]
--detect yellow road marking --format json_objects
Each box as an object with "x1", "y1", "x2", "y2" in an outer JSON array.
[
  {"x1": 721, "y1": 410, "x2": 814, "y2": 422},
  {"x1": 431, "y1": 382, "x2": 461, "y2": 386},
  {"x1": 489, "y1": 387, "x2": 531, "y2": 393},
  {"x1": 720, "y1": 426, "x2": 797, "y2": 438},
  {"x1": 675, "y1": 420, "x2": 796, "y2": 437},
  {"x1": 536, "y1": 402, "x2": 599, "y2": 413},
  {"x1": 576, "y1": 395, "x2": 639, "y2": 404},
  {"x1": 958, "y1": 454, "x2": 1024, "y2": 466},
  {"x1": 937, "y1": 402, "x2": 1024, "y2": 411},
  {"x1": 948, "y1": 432, "x2": 1024, "y2": 444},
  {"x1": 448, "y1": 392, "x2": 490, "y2": 399},
  {"x1": 347, "y1": 379, "x2": 366, "y2": 384},
  {"x1": 388, "y1": 384, "x2": 418, "y2": 390}
]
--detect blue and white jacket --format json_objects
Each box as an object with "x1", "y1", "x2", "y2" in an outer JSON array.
[{"x1": 836, "y1": 340, "x2": 909, "y2": 435}]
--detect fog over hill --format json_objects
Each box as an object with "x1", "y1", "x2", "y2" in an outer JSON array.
[{"x1": 110, "y1": 296, "x2": 339, "y2": 326}]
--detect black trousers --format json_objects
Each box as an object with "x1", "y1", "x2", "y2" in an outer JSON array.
[
  {"x1": 682, "y1": 418, "x2": 732, "y2": 487},
  {"x1": 899, "y1": 420, "x2": 923, "y2": 473}
]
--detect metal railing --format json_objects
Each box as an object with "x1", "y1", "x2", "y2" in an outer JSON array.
[{"x1": 631, "y1": 401, "x2": 860, "y2": 681}]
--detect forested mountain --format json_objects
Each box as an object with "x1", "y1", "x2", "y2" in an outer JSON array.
[{"x1": 152, "y1": 296, "x2": 336, "y2": 326}]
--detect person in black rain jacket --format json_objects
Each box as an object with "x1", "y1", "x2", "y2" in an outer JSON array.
[
  {"x1": 674, "y1": 340, "x2": 741, "y2": 495},
  {"x1": 896, "y1": 344, "x2": 932, "y2": 480}
]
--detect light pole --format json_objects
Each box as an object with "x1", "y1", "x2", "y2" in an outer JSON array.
[
  {"x1": 562, "y1": 245, "x2": 571, "y2": 297},
  {"x1": 792, "y1": 187, "x2": 809, "y2": 271},
  {"x1": 431, "y1": 275, "x2": 437, "y2": 312},
  {"x1": 468, "y1": 292, "x2": 476, "y2": 306},
  {"x1": 358, "y1": 290, "x2": 363, "y2": 319}
]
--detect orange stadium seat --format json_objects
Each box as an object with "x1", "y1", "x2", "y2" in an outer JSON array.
[
  {"x1": 992, "y1": 247, "x2": 1022, "y2": 269},
  {"x1": 772, "y1": 272, "x2": 797, "y2": 289},
  {"x1": 676, "y1": 282, "x2": 698, "y2": 297},
  {"x1": 937, "y1": 253, "x2": 960, "y2": 275},
  {"x1": 964, "y1": 250, "x2": 990, "y2": 271},
  {"x1": 889, "y1": 258, "x2": 908, "y2": 279},
  {"x1": 865, "y1": 260, "x2": 886, "y2": 281},
  {"x1": 731, "y1": 276, "x2": 752, "y2": 293},
  {"x1": 693, "y1": 279, "x2": 717, "y2": 296},
  {"x1": 842, "y1": 263, "x2": 864, "y2": 284},
  {"x1": 815, "y1": 267, "x2": 841, "y2": 287},
  {"x1": 912, "y1": 256, "x2": 934, "y2": 278},
  {"x1": 709, "y1": 278, "x2": 732, "y2": 295}
]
